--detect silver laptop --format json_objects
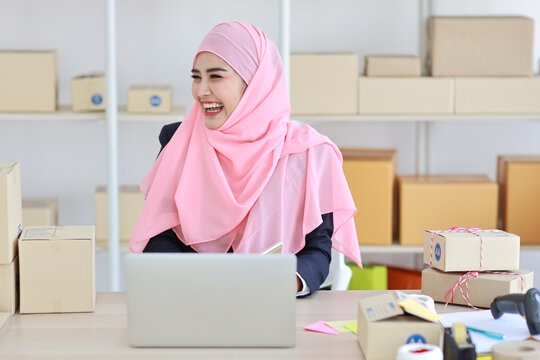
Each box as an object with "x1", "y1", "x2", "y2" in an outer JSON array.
[{"x1": 124, "y1": 253, "x2": 297, "y2": 348}]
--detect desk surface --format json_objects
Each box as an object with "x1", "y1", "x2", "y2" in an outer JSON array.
[{"x1": 0, "y1": 290, "x2": 469, "y2": 359}]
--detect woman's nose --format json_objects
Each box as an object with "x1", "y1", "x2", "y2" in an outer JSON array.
[{"x1": 197, "y1": 79, "x2": 211, "y2": 97}]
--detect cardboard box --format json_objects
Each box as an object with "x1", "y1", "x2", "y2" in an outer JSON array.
[
  {"x1": 357, "y1": 77, "x2": 454, "y2": 114},
  {"x1": 290, "y1": 53, "x2": 358, "y2": 115},
  {"x1": 95, "y1": 186, "x2": 144, "y2": 247},
  {"x1": 422, "y1": 268, "x2": 534, "y2": 308},
  {"x1": 398, "y1": 175, "x2": 498, "y2": 246},
  {"x1": 18, "y1": 226, "x2": 95, "y2": 313},
  {"x1": 357, "y1": 292, "x2": 443, "y2": 360},
  {"x1": 348, "y1": 264, "x2": 388, "y2": 290},
  {"x1": 0, "y1": 50, "x2": 57, "y2": 112},
  {"x1": 423, "y1": 229, "x2": 520, "y2": 272},
  {"x1": 364, "y1": 56, "x2": 421, "y2": 77},
  {"x1": 22, "y1": 198, "x2": 58, "y2": 227},
  {"x1": 70, "y1": 73, "x2": 106, "y2": 112},
  {"x1": 455, "y1": 77, "x2": 540, "y2": 114},
  {"x1": 428, "y1": 17, "x2": 534, "y2": 76},
  {"x1": 342, "y1": 149, "x2": 396, "y2": 245},
  {"x1": 0, "y1": 256, "x2": 18, "y2": 314},
  {"x1": 127, "y1": 85, "x2": 172, "y2": 114},
  {"x1": 0, "y1": 163, "x2": 22, "y2": 264},
  {"x1": 498, "y1": 155, "x2": 540, "y2": 244}
]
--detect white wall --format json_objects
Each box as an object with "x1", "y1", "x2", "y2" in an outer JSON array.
[{"x1": 1, "y1": 0, "x2": 540, "y2": 289}]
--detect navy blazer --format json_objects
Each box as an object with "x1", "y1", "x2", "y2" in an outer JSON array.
[{"x1": 145, "y1": 122, "x2": 333, "y2": 296}]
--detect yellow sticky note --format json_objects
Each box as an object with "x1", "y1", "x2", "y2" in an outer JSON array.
[
  {"x1": 325, "y1": 320, "x2": 356, "y2": 333},
  {"x1": 344, "y1": 322, "x2": 357, "y2": 334},
  {"x1": 398, "y1": 298, "x2": 441, "y2": 323}
]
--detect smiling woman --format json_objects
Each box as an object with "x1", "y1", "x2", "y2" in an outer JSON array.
[
  {"x1": 130, "y1": 22, "x2": 362, "y2": 297},
  {"x1": 191, "y1": 52, "x2": 247, "y2": 130}
]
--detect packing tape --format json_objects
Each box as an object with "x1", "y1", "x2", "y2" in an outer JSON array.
[
  {"x1": 395, "y1": 343, "x2": 443, "y2": 360},
  {"x1": 492, "y1": 340, "x2": 540, "y2": 360}
]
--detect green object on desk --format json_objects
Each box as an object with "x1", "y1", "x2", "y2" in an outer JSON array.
[
  {"x1": 347, "y1": 264, "x2": 387, "y2": 290},
  {"x1": 466, "y1": 326, "x2": 505, "y2": 340}
]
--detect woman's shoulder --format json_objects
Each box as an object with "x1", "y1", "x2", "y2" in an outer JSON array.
[{"x1": 159, "y1": 121, "x2": 182, "y2": 147}]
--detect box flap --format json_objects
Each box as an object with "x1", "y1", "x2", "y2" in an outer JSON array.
[
  {"x1": 0, "y1": 162, "x2": 17, "y2": 176},
  {"x1": 73, "y1": 72, "x2": 105, "y2": 80},
  {"x1": 20, "y1": 226, "x2": 94, "y2": 241},
  {"x1": 358, "y1": 292, "x2": 403, "y2": 322}
]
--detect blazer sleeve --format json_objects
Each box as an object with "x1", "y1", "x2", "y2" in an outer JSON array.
[
  {"x1": 157, "y1": 121, "x2": 182, "y2": 156},
  {"x1": 296, "y1": 213, "x2": 333, "y2": 297}
]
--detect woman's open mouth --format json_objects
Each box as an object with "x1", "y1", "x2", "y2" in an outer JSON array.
[{"x1": 202, "y1": 102, "x2": 224, "y2": 116}]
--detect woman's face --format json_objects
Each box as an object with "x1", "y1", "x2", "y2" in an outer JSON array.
[{"x1": 191, "y1": 52, "x2": 247, "y2": 130}]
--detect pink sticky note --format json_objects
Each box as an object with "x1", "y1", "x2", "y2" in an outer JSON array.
[{"x1": 304, "y1": 321, "x2": 340, "y2": 335}]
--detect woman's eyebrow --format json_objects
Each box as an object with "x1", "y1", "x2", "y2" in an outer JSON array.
[{"x1": 207, "y1": 67, "x2": 228, "y2": 73}]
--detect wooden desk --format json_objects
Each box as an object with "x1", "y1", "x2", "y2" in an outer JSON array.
[{"x1": 0, "y1": 291, "x2": 467, "y2": 359}]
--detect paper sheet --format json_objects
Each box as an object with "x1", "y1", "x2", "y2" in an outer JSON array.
[
  {"x1": 440, "y1": 310, "x2": 530, "y2": 354},
  {"x1": 304, "y1": 321, "x2": 340, "y2": 335},
  {"x1": 325, "y1": 320, "x2": 356, "y2": 333}
]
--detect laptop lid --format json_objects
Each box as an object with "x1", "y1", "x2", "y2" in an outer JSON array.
[{"x1": 124, "y1": 253, "x2": 297, "y2": 348}]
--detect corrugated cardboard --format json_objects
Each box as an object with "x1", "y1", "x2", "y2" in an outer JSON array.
[
  {"x1": 357, "y1": 77, "x2": 454, "y2": 114},
  {"x1": 290, "y1": 53, "x2": 358, "y2": 115},
  {"x1": 364, "y1": 56, "x2": 421, "y2": 77},
  {"x1": 357, "y1": 292, "x2": 443, "y2": 360},
  {"x1": 422, "y1": 268, "x2": 534, "y2": 308},
  {"x1": 428, "y1": 17, "x2": 534, "y2": 76},
  {"x1": 497, "y1": 155, "x2": 540, "y2": 244},
  {"x1": 342, "y1": 149, "x2": 396, "y2": 245},
  {"x1": 127, "y1": 85, "x2": 172, "y2": 114},
  {"x1": 22, "y1": 198, "x2": 58, "y2": 227},
  {"x1": 18, "y1": 226, "x2": 95, "y2": 314},
  {"x1": 95, "y1": 186, "x2": 144, "y2": 247},
  {"x1": 0, "y1": 50, "x2": 57, "y2": 112},
  {"x1": 70, "y1": 73, "x2": 106, "y2": 112},
  {"x1": 423, "y1": 229, "x2": 520, "y2": 272},
  {"x1": 0, "y1": 256, "x2": 18, "y2": 314},
  {"x1": 398, "y1": 175, "x2": 498, "y2": 245},
  {"x1": 455, "y1": 77, "x2": 540, "y2": 114},
  {"x1": 0, "y1": 163, "x2": 22, "y2": 264}
]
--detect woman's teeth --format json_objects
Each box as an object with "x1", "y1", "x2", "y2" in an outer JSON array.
[{"x1": 203, "y1": 103, "x2": 224, "y2": 112}]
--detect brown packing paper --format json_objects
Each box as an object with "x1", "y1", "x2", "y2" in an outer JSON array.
[
  {"x1": 421, "y1": 268, "x2": 533, "y2": 308},
  {"x1": 497, "y1": 155, "x2": 540, "y2": 244},
  {"x1": 18, "y1": 226, "x2": 95, "y2": 314},
  {"x1": 290, "y1": 53, "x2": 358, "y2": 115},
  {"x1": 127, "y1": 85, "x2": 172, "y2": 114},
  {"x1": 0, "y1": 50, "x2": 57, "y2": 112},
  {"x1": 398, "y1": 175, "x2": 498, "y2": 246},
  {"x1": 428, "y1": 16, "x2": 534, "y2": 76},
  {"x1": 0, "y1": 256, "x2": 18, "y2": 314},
  {"x1": 357, "y1": 292, "x2": 443, "y2": 360},
  {"x1": 0, "y1": 163, "x2": 22, "y2": 264},
  {"x1": 341, "y1": 149, "x2": 396, "y2": 245},
  {"x1": 423, "y1": 229, "x2": 520, "y2": 272}
]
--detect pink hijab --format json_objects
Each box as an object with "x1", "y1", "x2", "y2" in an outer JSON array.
[{"x1": 130, "y1": 22, "x2": 361, "y2": 266}]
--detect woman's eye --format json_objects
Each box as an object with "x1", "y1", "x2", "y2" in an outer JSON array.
[
  {"x1": 210, "y1": 74, "x2": 222, "y2": 79},
  {"x1": 191, "y1": 75, "x2": 201, "y2": 80}
]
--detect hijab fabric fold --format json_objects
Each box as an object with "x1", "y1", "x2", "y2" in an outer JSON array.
[{"x1": 130, "y1": 22, "x2": 362, "y2": 266}]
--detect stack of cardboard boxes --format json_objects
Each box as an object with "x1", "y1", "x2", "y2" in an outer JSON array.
[
  {"x1": 0, "y1": 163, "x2": 22, "y2": 329},
  {"x1": 421, "y1": 229, "x2": 534, "y2": 308},
  {"x1": 290, "y1": 16, "x2": 539, "y2": 115}
]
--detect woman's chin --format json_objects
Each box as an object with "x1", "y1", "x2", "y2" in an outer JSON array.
[{"x1": 204, "y1": 113, "x2": 228, "y2": 129}]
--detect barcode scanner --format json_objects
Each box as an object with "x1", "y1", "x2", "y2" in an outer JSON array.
[{"x1": 490, "y1": 288, "x2": 540, "y2": 335}]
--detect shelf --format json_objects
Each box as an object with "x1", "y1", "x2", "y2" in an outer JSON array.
[
  {"x1": 292, "y1": 114, "x2": 540, "y2": 124},
  {"x1": 0, "y1": 106, "x2": 186, "y2": 123}
]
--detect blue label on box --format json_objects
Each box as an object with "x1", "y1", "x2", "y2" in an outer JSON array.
[
  {"x1": 149, "y1": 95, "x2": 161, "y2": 107},
  {"x1": 91, "y1": 94, "x2": 103, "y2": 105},
  {"x1": 406, "y1": 334, "x2": 426, "y2": 344},
  {"x1": 434, "y1": 243, "x2": 442, "y2": 262}
]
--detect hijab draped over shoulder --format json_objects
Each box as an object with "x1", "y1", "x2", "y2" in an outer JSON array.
[{"x1": 130, "y1": 22, "x2": 361, "y2": 266}]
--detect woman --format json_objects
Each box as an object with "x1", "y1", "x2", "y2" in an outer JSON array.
[{"x1": 130, "y1": 22, "x2": 361, "y2": 296}]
